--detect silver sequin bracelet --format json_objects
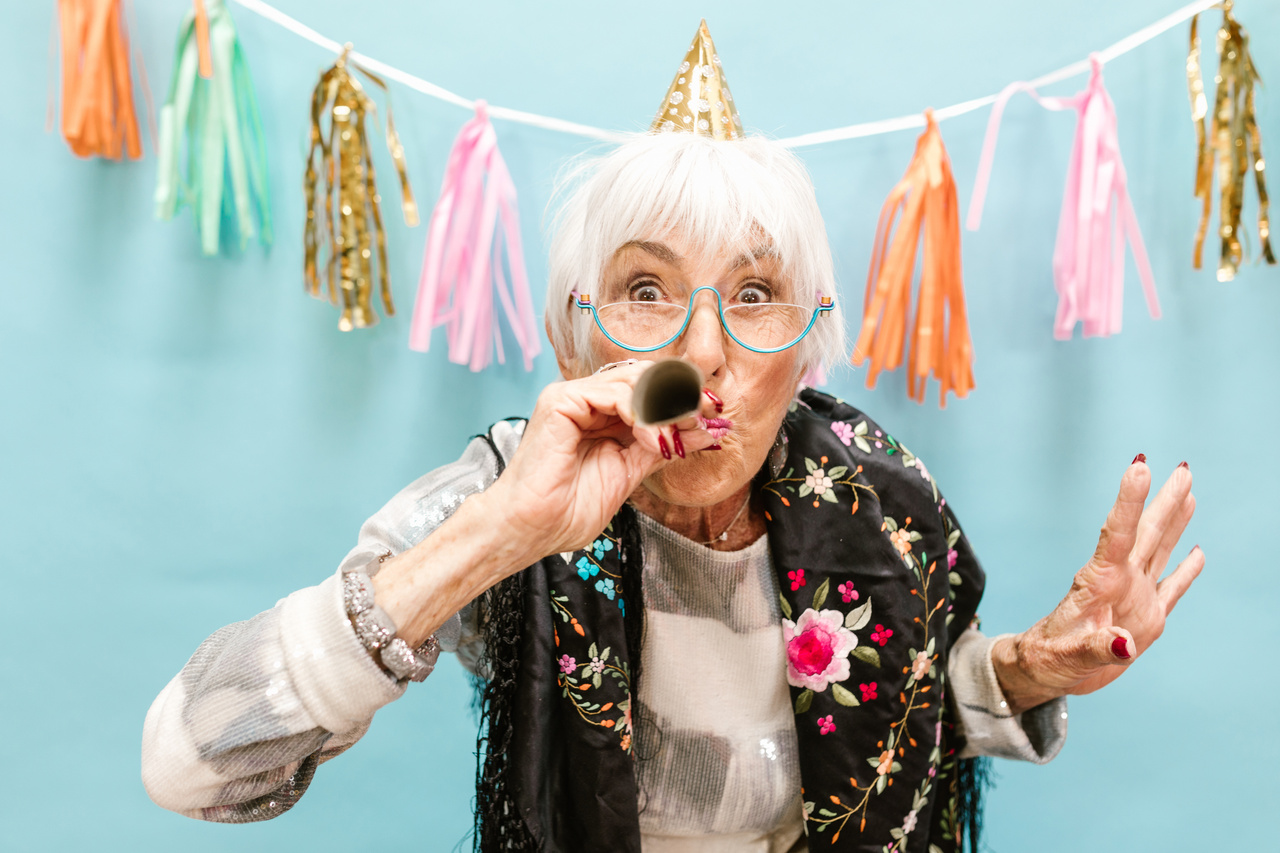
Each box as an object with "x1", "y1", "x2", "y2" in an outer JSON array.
[{"x1": 342, "y1": 564, "x2": 440, "y2": 683}]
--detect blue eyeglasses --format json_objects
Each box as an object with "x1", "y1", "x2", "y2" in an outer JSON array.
[{"x1": 574, "y1": 286, "x2": 834, "y2": 354}]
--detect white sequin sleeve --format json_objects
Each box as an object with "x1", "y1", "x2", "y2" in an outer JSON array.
[{"x1": 140, "y1": 422, "x2": 521, "y2": 822}]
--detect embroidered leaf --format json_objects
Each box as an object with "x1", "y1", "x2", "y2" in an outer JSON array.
[
  {"x1": 852, "y1": 645, "x2": 882, "y2": 668},
  {"x1": 588, "y1": 642, "x2": 599, "y2": 659},
  {"x1": 947, "y1": 529, "x2": 961, "y2": 548},
  {"x1": 821, "y1": 489, "x2": 838, "y2": 503},
  {"x1": 854, "y1": 436, "x2": 871, "y2": 454},
  {"x1": 798, "y1": 484, "x2": 813, "y2": 497},
  {"x1": 600, "y1": 646, "x2": 611, "y2": 661},
  {"x1": 832, "y1": 682, "x2": 860, "y2": 707},
  {"x1": 779, "y1": 593, "x2": 793, "y2": 620},
  {"x1": 805, "y1": 457, "x2": 819, "y2": 473},
  {"x1": 827, "y1": 465, "x2": 849, "y2": 480},
  {"x1": 876, "y1": 775, "x2": 888, "y2": 793},
  {"x1": 794, "y1": 689, "x2": 814, "y2": 714},
  {"x1": 883, "y1": 516, "x2": 899, "y2": 532},
  {"x1": 948, "y1": 571, "x2": 962, "y2": 586},
  {"x1": 812, "y1": 578, "x2": 830, "y2": 610},
  {"x1": 846, "y1": 600, "x2": 873, "y2": 631},
  {"x1": 854, "y1": 420, "x2": 868, "y2": 435},
  {"x1": 817, "y1": 808, "x2": 837, "y2": 818},
  {"x1": 592, "y1": 672, "x2": 602, "y2": 689},
  {"x1": 908, "y1": 530, "x2": 923, "y2": 542}
]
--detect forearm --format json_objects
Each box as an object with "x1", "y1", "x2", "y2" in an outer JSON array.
[{"x1": 373, "y1": 483, "x2": 544, "y2": 648}]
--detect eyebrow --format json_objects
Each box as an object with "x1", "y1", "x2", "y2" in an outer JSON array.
[
  {"x1": 729, "y1": 244, "x2": 779, "y2": 272},
  {"x1": 618, "y1": 240, "x2": 681, "y2": 264}
]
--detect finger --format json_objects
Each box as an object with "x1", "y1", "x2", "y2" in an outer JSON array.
[
  {"x1": 1131, "y1": 463, "x2": 1193, "y2": 571},
  {"x1": 1158, "y1": 545, "x2": 1205, "y2": 616},
  {"x1": 1147, "y1": 491, "x2": 1196, "y2": 578},
  {"x1": 1092, "y1": 458, "x2": 1152, "y2": 568}
]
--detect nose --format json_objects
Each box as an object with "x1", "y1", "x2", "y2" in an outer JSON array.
[{"x1": 677, "y1": 288, "x2": 727, "y2": 379}]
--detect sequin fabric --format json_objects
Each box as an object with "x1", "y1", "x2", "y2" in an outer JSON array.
[{"x1": 142, "y1": 418, "x2": 1065, "y2": 840}]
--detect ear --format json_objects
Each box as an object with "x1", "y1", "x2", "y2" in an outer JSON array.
[{"x1": 547, "y1": 313, "x2": 585, "y2": 379}]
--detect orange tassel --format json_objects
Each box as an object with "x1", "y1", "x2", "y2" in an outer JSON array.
[
  {"x1": 852, "y1": 110, "x2": 974, "y2": 407},
  {"x1": 56, "y1": 0, "x2": 142, "y2": 160}
]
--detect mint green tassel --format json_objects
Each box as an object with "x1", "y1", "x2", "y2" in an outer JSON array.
[{"x1": 155, "y1": 0, "x2": 271, "y2": 255}]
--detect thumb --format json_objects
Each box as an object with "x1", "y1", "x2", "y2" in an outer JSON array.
[{"x1": 1087, "y1": 626, "x2": 1136, "y2": 667}]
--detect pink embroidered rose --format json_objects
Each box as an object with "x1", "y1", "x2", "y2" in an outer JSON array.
[
  {"x1": 889, "y1": 528, "x2": 912, "y2": 557},
  {"x1": 913, "y1": 457, "x2": 931, "y2": 483},
  {"x1": 557, "y1": 654, "x2": 576, "y2": 675},
  {"x1": 859, "y1": 682, "x2": 878, "y2": 702},
  {"x1": 817, "y1": 715, "x2": 837, "y2": 735},
  {"x1": 788, "y1": 569, "x2": 806, "y2": 591},
  {"x1": 870, "y1": 624, "x2": 893, "y2": 646},
  {"x1": 782, "y1": 608, "x2": 858, "y2": 692},
  {"x1": 831, "y1": 421, "x2": 854, "y2": 446},
  {"x1": 911, "y1": 650, "x2": 931, "y2": 681},
  {"x1": 947, "y1": 548, "x2": 959, "y2": 568},
  {"x1": 838, "y1": 581, "x2": 858, "y2": 603},
  {"x1": 804, "y1": 469, "x2": 834, "y2": 496}
]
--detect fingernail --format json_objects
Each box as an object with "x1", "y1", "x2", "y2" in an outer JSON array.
[
  {"x1": 1178, "y1": 460, "x2": 1189, "y2": 470},
  {"x1": 658, "y1": 433, "x2": 671, "y2": 460},
  {"x1": 706, "y1": 443, "x2": 722, "y2": 450},
  {"x1": 1111, "y1": 637, "x2": 1131, "y2": 659},
  {"x1": 703, "y1": 389, "x2": 724, "y2": 413},
  {"x1": 1132, "y1": 453, "x2": 1146, "y2": 464},
  {"x1": 671, "y1": 429, "x2": 685, "y2": 459}
]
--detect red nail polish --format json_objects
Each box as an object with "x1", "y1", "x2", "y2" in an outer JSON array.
[
  {"x1": 1132, "y1": 453, "x2": 1146, "y2": 464},
  {"x1": 706, "y1": 443, "x2": 722, "y2": 450},
  {"x1": 1111, "y1": 637, "x2": 1131, "y2": 659},
  {"x1": 671, "y1": 429, "x2": 685, "y2": 459},
  {"x1": 658, "y1": 434, "x2": 671, "y2": 460},
  {"x1": 1178, "y1": 460, "x2": 1189, "y2": 470},
  {"x1": 703, "y1": 389, "x2": 724, "y2": 413}
]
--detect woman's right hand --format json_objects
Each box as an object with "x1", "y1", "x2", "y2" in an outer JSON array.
[{"x1": 486, "y1": 361, "x2": 721, "y2": 563}]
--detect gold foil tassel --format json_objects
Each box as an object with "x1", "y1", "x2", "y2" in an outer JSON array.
[
  {"x1": 1188, "y1": 1, "x2": 1274, "y2": 281},
  {"x1": 304, "y1": 45, "x2": 418, "y2": 331}
]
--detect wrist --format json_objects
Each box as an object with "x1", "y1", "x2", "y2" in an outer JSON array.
[{"x1": 991, "y1": 632, "x2": 1062, "y2": 715}]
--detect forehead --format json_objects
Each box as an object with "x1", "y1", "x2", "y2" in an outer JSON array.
[{"x1": 609, "y1": 236, "x2": 780, "y2": 271}]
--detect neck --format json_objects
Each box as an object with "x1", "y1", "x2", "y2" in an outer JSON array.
[{"x1": 629, "y1": 482, "x2": 764, "y2": 551}]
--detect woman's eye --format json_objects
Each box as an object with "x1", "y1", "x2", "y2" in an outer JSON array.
[
  {"x1": 629, "y1": 283, "x2": 663, "y2": 302},
  {"x1": 737, "y1": 285, "x2": 771, "y2": 304}
]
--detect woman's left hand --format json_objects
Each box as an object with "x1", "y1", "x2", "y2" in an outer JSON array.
[{"x1": 991, "y1": 457, "x2": 1205, "y2": 713}]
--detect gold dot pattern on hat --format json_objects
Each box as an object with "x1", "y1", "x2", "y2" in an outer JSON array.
[{"x1": 651, "y1": 20, "x2": 743, "y2": 140}]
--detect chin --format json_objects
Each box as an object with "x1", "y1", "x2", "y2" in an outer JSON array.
[{"x1": 642, "y1": 443, "x2": 756, "y2": 507}]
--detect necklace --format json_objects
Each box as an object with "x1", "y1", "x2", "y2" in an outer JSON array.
[{"x1": 699, "y1": 489, "x2": 753, "y2": 546}]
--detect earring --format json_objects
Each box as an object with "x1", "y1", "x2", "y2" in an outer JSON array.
[{"x1": 767, "y1": 425, "x2": 789, "y2": 479}]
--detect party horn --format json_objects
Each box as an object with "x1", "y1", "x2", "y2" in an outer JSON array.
[{"x1": 633, "y1": 359, "x2": 703, "y2": 426}]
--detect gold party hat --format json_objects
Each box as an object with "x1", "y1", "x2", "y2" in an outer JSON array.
[{"x1": 651, "y1": 20, "x2": 743, "y2": 139}]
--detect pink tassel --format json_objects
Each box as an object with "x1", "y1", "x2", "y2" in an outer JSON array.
[
  {"x1": 967, "y1": 55, "x2": 1160, "y2": 340},
  {"x1": 409, "y1": 102, "x2": 540, "y2": 371}
]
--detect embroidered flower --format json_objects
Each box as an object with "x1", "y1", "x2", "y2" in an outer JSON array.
[
  {"x1": 914, "y1": 458, "x2": 931, "y2": 482},
  {"x1": 804, "y1": 469, "x2": 834, "y2": 496},
  {"x1": 902, "y1": 809, "x2": 919, "y2": 834},
  {"x1": 557, "y1": 655, "x2": 576, "y2": 675},
  {"x1": 591, "y1": 538, "x2": 614, "y2": 560},
  {"x1": 870, "y1": 624, "x2": 893, "y2": 647},
  {"x1": 781, "y1": 608, "x2": 858, "y2": 692},
  {"x1": 576, "y1": 556, "x2": 599, "y2": 581},
  {"x1": 817, "y1": 715, "x2": 837, "y2": 735},
  {"x1": 595, "y1": 577, "x2": 616, "y2": 599},
  {"x1": 860, "y1": 682, "x2": 878, "y2": 702},
  {"x1": 788, "y1": 569, "x2": 807, "y2": 591},
  {"x1": 911, "y1": 650, "x2": 931, "y2": 681},
  {"x1": 947, "y1": 548, "x2": 959, "y2": 568},
  {"x1": 618, "y1": 597, "x2": 626, "y2": 617},
  {"x1": 876, "y1": 749, "x2": 894, "y2": 776},
  {"x1": 889, "y1": 528, "x2": 913, "y2": 557},
  {"x1": 831, "y1": 421, "x2": 854, "y2": 446},
  {"x1": 837, "y1": 581, "x2": 859, "y2": 603},
  {"x1": 590, "y1": 656, "x2": 606, "y2": 674}
]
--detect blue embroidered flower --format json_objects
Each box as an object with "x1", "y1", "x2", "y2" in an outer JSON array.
[
  {"x1": 591, "y1": 538, "x2": 614, "y2": 560},
  {"x1": 595, "y1": 577, "x2": 616, "y2": 599},
  {"x1": 618, "y1": 598, "x2": 626, "y2": 617},
  {"x1": 576, "y1": 556, "x2": 599, "y2": 581}
]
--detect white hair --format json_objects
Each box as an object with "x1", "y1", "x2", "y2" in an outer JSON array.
[{"x1": 545, "y1": 132, "x2": 846, "y2": 375}]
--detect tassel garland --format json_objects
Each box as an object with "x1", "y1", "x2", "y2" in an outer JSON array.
[
  {"x1": 968, "y1": 55, "x2": 1160, "y2": 340},
  {"x1": 853, "y1": 110, "x2": 973, "y2": 407},
  {"x1": 1188, "y1": 1, "x2": 1273, "y2": 281},
  {"x1": 154, "y1": 0, "x2": 271, "y2": 256},
  {"x1": 409, "y1": 102, "x2": 540, "y2": 372},
  {"x1": 55, "y1": 0, "x2": 143, "y2": 160},
  {"x1": 304, "y1": 45, "x2": 419, "y2": 331}
]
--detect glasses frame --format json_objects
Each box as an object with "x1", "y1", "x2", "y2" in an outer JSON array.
[{"x1": 573, "y1": 286, "x2": 835, "y2": 354}]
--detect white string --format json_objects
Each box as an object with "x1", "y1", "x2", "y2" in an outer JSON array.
[{"x1": 230, "y1": 0, "x2": 1217, "y2": 146}]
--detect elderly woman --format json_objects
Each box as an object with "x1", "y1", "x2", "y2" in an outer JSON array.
[{"x1": 141, "y1": 128, "x2": 1201, "y2": 852}]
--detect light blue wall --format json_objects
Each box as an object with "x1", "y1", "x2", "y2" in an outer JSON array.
[{"x1": 4, "y1": 0, "x2": 1277, "y2": 849}]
